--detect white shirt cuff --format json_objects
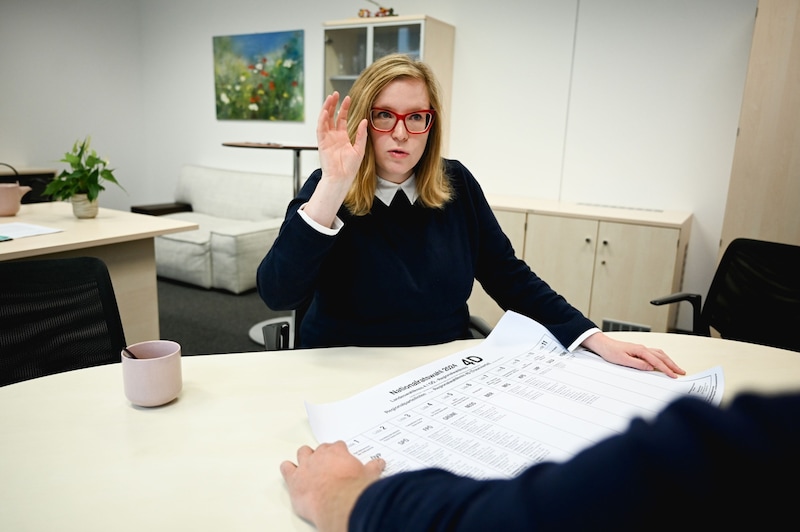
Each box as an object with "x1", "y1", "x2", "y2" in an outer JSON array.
[
  {"x1": 298, "y1": 203, "x2": 343, "y2": 236},
  {"x1": 568, "y1": 327, "x2": 601, "y2": 352}
]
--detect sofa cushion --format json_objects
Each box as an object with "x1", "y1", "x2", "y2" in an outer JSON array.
[
  {"x1": 155, "y1": 213, "x2": 213, "y2": 289},
  {"x1": 151, "y1": 164, "x2": 294, "y2": 293},
  {"x1": 210, "y1": 218, "x2": 283, "y2": 294},
  {"x1": 174, "y1": 165, "x2": 292, "y2": 222},
  {"x1": 156, "y1": 212, "x2": 282, "y2": 294}
]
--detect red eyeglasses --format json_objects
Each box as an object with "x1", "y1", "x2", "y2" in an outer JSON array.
[{"x1": 369, "y1": 108, "x2": 436, "y2": 134}]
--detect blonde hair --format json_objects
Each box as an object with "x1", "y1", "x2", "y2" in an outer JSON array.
[{"x1": 344, "y1": 54, "x2": 452, "y2": 216}]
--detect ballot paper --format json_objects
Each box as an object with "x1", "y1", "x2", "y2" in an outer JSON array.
[{"x1": 307, "y1": 311, "x2": 723, "y2": 479}]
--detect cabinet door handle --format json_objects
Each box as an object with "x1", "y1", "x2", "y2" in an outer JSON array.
[
  {"x1": 602, "y1": 240, "x2": 609, "y2": 246},
  {"x1": 585, "y1": 237, "x2": 592, "y2": 243}
]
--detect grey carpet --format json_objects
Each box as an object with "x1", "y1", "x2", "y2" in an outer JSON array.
[{"x1": 156, "y1": 278, "x2": 289, "y2": 356}]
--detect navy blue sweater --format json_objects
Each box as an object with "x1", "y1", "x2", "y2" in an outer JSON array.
[
  {"x1": 350, "y1": 392, "x2": 800, "y2": 530},
  {"x1": 257, "y1": 159, "x2": 595, "y2": 348}
]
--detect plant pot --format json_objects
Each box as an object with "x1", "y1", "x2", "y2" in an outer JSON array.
[{"x1": 71, "y1": 194, "x2": 99, "y2": 219}]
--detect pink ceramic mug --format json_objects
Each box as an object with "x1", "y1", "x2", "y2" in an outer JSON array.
[{"x1": 121, "y1": 340, "x2": 182, "y2": 407}]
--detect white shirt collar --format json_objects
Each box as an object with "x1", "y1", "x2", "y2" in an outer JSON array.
[{"x1": 375, "y1": 174, "x2": 419, "y2": 206}]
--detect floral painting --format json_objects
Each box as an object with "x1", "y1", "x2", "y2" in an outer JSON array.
[{"x1": 213, "y1": 30, "x2": 304, "y2": 121}]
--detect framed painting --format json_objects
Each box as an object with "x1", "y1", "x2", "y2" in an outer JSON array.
[{"x1": 213, "y1": 30, "x2": 304, "y2": 121}]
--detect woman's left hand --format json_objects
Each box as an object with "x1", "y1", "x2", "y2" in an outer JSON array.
[{"x1": 581, "y1": 332, "x2": 686, "y2": 378}]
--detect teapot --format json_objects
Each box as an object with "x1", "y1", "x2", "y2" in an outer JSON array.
[{"x1": 0, "y1": 182, "x2": 32, "y2": 216}]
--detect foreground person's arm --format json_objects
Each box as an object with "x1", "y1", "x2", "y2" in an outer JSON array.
[
  {"x1": 280, "y1": 441, "x2": 385, "y2": 532},
  {"x1": 281, "y1": 393, "x2": 800, "y2": 530}
]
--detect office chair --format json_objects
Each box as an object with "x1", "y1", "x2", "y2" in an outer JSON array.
[
  {"x1": 650, "y1": 238, "x2": 800, "y2": 352},
  {"x1": 262, "y1": 306, "x2": 493, "y2": 351},
  {"x1": 0, "y1": 256, "x2": 127, "y2": 386}
]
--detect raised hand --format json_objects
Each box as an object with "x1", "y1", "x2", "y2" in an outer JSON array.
[
  {"x1": 317, "y1": 92, "x2": 368, "y2": 183},
  {"x1": 304, "y1": 92, "x2": 369, "y2": 228}
]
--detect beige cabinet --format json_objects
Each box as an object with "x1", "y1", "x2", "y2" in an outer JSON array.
[
  {"x1": 323, "y1": 15, "x2": 455, "y2": 152},
  {"x1": 469, "y1": 197, "x2": 692, "y2": 333}
]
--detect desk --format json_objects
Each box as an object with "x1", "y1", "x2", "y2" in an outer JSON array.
[
  {"x1": 222, "y1": 142, "x2": 318, "y2": 196},
  {"x1": 0, "y1": 333, "x2": 798, "y2": 531},
  {"x1": 0, "y1": 202, "x2": 197, "y2": 344}
]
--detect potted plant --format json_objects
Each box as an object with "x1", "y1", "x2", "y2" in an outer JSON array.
[{"x1": 43, "y1": 136, "x2": 124, "y2": 218}]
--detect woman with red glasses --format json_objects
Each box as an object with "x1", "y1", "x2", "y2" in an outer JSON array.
[{"x1": 257, "y1": 53, "x2": 682, "y2": 379}]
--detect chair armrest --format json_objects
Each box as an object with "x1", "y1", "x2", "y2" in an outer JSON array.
[
  {"x1": 131, "y1": 202, "x2": 193, "y2": 216},
  {"x1": 650, "y1": 292, "x2": 701, "y2": 307},
  {"x1": 650, "y1": 292, "x2": 707, "y2": 336},
  {"x1": 468, "y1": 315, "x2": 493, "y2": 339},
  {"x1": 263, "y1": 321, "x2": 291, "y2": 351}
]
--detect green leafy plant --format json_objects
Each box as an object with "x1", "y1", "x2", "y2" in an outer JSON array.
[{"x1": 44, "y1": 136, "x2": 124, "y2": 201}]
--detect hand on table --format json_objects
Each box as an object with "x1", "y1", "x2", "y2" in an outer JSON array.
[
  {"x1": 280, "y1": 440, "x2": 384, "y2": 532},
  {"x1": 581, "y1": 332, "x2": 686, "y2": 378}
]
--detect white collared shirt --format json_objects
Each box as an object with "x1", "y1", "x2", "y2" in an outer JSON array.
[
  {"x1": 374, "y1": 174, "x2": 419, "y2": 206},
  {"x1": 298, "y1": 175, "x2": 418, "y2": 235}
]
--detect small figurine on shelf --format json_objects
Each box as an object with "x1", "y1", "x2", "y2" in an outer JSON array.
[{"x1": 358, "y1": 0, "x2": 395, "y2": 17}]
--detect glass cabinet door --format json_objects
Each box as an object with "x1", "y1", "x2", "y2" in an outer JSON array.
[
  {"x1": 324, "y1": 22, "x2": 423, "y2": 98},
  {"x1": 373, "y1": 23, "x2": 421, "y2": 60},
  {"x1": 323, "y1": 27, "x2": 368, "y2": 97}
]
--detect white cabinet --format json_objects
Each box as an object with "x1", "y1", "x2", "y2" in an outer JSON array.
[
  {"x1": 470, "y1": 197, "x2": 692, "y2": 333},
  {"x1": 323, "y1": 15, "x2": 455, "y2": 152}
]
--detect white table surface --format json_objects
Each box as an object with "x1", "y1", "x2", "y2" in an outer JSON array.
[{"x1": 1, "y1": 333, "x2": 798, "y2": 531}]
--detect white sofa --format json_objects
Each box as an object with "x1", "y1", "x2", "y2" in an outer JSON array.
[{"x1": 149, "y1": 164, "x2": 292, "y2": 294}]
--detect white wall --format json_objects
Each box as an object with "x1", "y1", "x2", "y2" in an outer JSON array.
[
  {"x1": 0, "y1": 0, "x2": 758, "y2": 330},
  {"x1": 0, "y1": 0, "x2": 143, "y2": 209},
  {"x1": 562, "y1": 0, "x2": 757, "y2": 315}
]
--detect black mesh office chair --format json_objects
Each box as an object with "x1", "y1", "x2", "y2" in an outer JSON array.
[
  {"x1": 0, "y1": 256, "x2": 127, "y2": 386},
  {"x1": 650, "y1": 238, "x2": 800, "y2": 352}
]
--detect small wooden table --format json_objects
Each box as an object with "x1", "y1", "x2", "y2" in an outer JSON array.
[
  {"x1": 222, "y1": 142, "x2": 318, "y2": 196},
  {"x1": 0, "y1": 202, "x2": 198, "y2": 343}
]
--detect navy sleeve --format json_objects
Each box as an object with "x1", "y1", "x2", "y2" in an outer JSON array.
[
  {"x1": 350, "y1": 392, "x2": 800, "y2": 531},
  {"x1": 450, "y1": 160, "x2": 596, "y2": 346},
  {"x1": 257, "y1": 171, "x2": 334, "y2": 310}
]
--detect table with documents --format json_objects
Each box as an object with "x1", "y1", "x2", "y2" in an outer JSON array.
[
  {"x1": 308, "y1": 312, "x2": 722, "y2": 479},
  {"x1": 1, "y1": 314, "x2": 798, "y2": 531}
]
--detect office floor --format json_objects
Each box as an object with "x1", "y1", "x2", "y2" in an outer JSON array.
[{"x1": 157, "y1": 278, "x2": 288, "y2": 355}]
